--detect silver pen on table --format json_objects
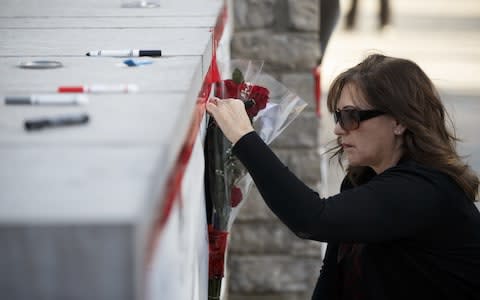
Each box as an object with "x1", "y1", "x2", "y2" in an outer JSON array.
[{"x1": 5, "y1": 94, "x2": 89, "y2": 105}]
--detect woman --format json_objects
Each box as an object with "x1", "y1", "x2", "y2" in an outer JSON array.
[{"x1": 206, "y1": 54, "x2": 480, "y2": 299}]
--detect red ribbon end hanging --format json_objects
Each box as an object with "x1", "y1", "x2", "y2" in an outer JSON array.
[
  {"x1": 313, "y1": 66, "x2": 322, "y2": 117},
  {"x1": 208, "y1": 225, "x2": 229, "y2": 278}
]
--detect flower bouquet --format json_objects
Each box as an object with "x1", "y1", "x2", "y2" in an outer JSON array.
[{"x1": 204, "y1": 59, "x2": 307, "y2": 300}]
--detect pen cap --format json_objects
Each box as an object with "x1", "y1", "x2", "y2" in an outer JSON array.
[
  {"x1": 5, "y1": 96, "x2": 31, "y2": 105},
  {"x1": 139, "y1": 50, "x2": 162, "y2": 57},
  {"x1": 58, "y1": 86, "x2": 84, "y2": 93}
]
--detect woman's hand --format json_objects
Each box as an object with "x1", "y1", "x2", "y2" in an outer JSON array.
[{"x1": 206, "y1": 97, "x2": 254, "y2": 144}]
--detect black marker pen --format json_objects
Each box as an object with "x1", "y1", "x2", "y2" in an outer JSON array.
[{"x1": 25, "y1": 113, "x2": 89, "y2": 131}]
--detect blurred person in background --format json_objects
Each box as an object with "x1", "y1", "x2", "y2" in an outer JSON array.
[
  {"x1": 320, "y1": 0, "x2": 341, "y2": 61},
  {"x1": 345, "y1": 0, "x2": 391, "y2": 30},
  {"x1": 314, "y1": 0, "x2": 341, "y2": 116}
]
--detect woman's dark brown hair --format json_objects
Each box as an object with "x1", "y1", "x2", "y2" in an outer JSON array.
[{"x1": 327, "y1": 54, "x2": 479, "y2": 201}]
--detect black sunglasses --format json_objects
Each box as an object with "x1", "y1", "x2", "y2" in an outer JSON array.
[{"x1": 334, "y1": 108, "x2": 385, "y2": 130}]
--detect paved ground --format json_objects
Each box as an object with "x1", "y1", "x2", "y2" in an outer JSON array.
[{"x1": 319, "y1": 0, "x2": 480, "y2": 205}]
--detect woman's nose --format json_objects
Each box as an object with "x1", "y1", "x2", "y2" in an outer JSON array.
[{"x1": 333, "y1": 121, "x2": 346, "y2": 136}]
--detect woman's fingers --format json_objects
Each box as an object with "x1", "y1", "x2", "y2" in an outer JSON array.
[
  {"x1": 206, "y1": 100, "x2": 218, "y2": 115},
  {"x1": 206, "y1": 97, "x2": 254, "y2": 144}
]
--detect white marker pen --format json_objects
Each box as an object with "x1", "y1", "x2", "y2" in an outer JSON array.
[
  {"x1": 5, "y1": 94, "x2": 89, "y2": 105},
  {"x1": 85, "y1": 49, "x2": 162, "y2": 57},
  {"x1": 57, "y1": 84, "x2": 139, "y2": 94}
]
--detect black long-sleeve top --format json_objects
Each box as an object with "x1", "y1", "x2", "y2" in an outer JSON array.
[{"x1": 232, "y1": 131, "x2": 480, "y2": 300}]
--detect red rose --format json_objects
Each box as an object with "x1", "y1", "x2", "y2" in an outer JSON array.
[
  {"x1": 230, "y1": 186, "x2": 243, "y2": 207},
  {"x1": 243, "y1": 84, "x2": 269, "y2": 117},
  {"x1": 214, "y1": 80, "x2": 270, "y2": 118},
  {"x1": 214, "y1": 79, "x2": 240, "y2": 99}
]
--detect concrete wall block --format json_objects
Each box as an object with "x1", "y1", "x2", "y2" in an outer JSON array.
[
  {"x1": 271, "y1": 111, "x2": 320, "y2": 148},
  {"x1": 229, "y1": 2, "x2": 324, "y2": 298},
  {"x1": 227, "y1": 255, "x2": 321, "y2": 293},
  {"x1": 234, "y1": 0, "x2": 277, "y2": 30},
  {"x1": 235, "y1": 186, "x2": 278, "y2": 222},
  {"x1": 229, "y1": 222, "x2": 296, "y2": 254},
  {"x1": 275, "y1": 148, "x2": 321, "y2": 182},
  {"x1": 234, "y1": 177, "x2": 319, "y2": 224},
  {"x1": 287, "y1": 0, "x2": 319, "y2": 31},
  {"x1": 291, "y1": 238, "x2": 324, "y2": 257},
  {"x1": 232, "y1": 31, "x2": 320, "y2": 71},
  {"x1": 280, "y1": 72, "x2": 315, "y2": 112},
  {"x1": 229, "y1": 222, "x2": 324, "y2": 257}
]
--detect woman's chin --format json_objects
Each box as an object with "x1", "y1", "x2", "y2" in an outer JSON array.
[
  {"x1": 346, "y1": 158, "x2": 371, "y2": 169},
  {"x1": 345, "y1": 156, "x2": 361, "y2": 167}
]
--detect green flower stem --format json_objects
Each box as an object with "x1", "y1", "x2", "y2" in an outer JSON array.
[{"x1": 208, "y1": 278, "x2": 222, "y2": 300}]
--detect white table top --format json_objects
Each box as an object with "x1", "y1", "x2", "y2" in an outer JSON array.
[
  {"x1": 0, "y1": 0, "x2": 224, "y2": 224},
  {"x1": 0, "y1": 0, "x2": 223, "y2": 17},
  {"x1": 0, "y1": 16, "x2": 216, "y2": 29},
  {"x1": 0, "y1": 28, "x2": 213, "y2": 57}
]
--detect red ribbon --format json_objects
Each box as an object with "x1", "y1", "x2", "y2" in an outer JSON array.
[
  {"x1": 145, "y1": 4, "x2": 227, "y2": 267},
  {"x1": 208, "y1": 225, "x2": 229, "y2": 278},
  {"x1": 313, "y1": 66, "x2": 322, "y2": 117}
]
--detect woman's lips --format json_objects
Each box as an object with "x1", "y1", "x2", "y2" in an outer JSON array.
[{"x1": 342, "y1": 143, "x2": 354, "y2": 149}]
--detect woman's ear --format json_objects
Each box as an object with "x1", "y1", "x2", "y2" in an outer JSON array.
[{"x1": 393, "y1": 120, "x2": 406, "y2": 135}]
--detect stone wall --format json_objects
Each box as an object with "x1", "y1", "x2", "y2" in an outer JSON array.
[{"x1": 227, "y1": 1, "x2": 324, "y2": 299}]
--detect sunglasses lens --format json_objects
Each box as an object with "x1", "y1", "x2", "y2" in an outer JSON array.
[{"x1": 340, "y1": 110, "x2": 359, "y2": 130}]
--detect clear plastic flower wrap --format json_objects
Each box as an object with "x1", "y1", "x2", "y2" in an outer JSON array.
[{"x1": 205, "y1": 59, "x2": 307, "y2": 299}]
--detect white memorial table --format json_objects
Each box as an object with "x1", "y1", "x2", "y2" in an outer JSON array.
[{"x1": 0, "y1": 0, "x2": 230, "y2": 299}]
